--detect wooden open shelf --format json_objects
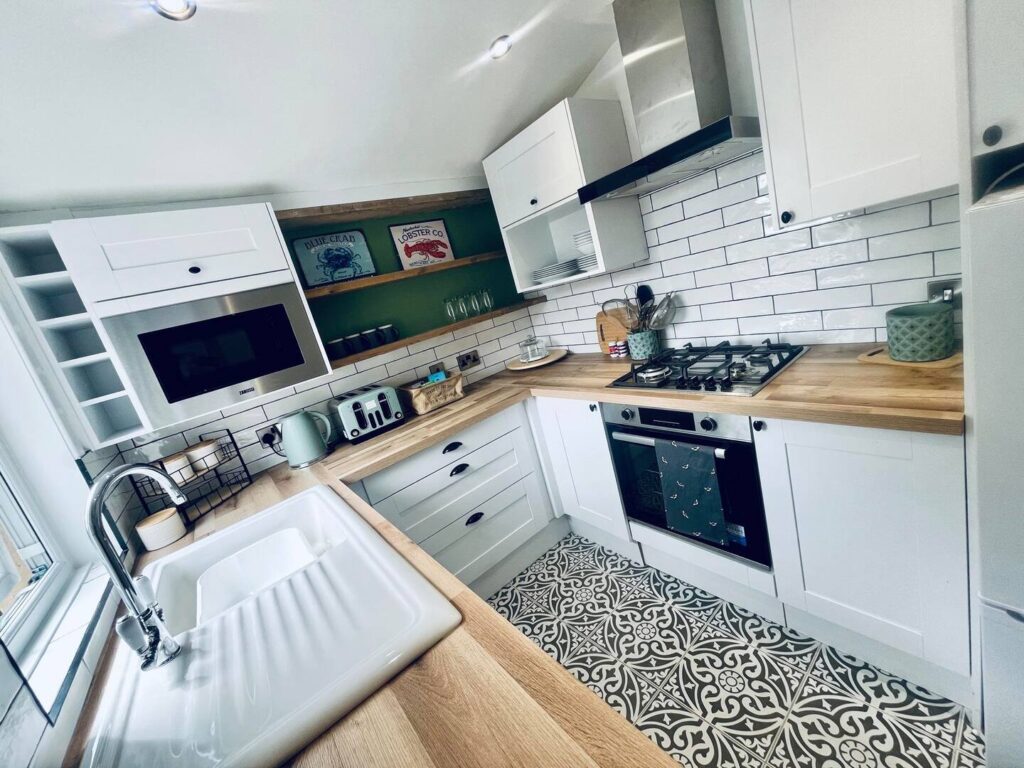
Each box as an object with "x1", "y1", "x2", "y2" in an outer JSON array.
[
  {"x1": 305, "y1": 251, "x2": 506, "y2": 300},
  {"x1": 329, "y1": 297, "x2": 545, "y2": 369},
  {"x1": 276, "y1": 189, "x2": 492, "y2": 228}
]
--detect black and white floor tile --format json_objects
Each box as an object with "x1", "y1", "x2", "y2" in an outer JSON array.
[{"x1": 488, "y1": 534, "x2": 985, "y2": 768}]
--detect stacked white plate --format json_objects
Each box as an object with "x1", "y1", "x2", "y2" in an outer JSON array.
[
  {"x1": 577, "y1": 253, "x2": 598, "y2": 271},
  {"x1": 532, "y1": 259, "x2": 581, "y2": 284},
  {"x1": 572, "y1": 229, "x2": 596, "y2": 256}
]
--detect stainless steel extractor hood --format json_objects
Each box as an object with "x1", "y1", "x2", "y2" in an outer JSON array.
[{"x1": 578, "y1": 0, "x2": 761, "y2": 204}]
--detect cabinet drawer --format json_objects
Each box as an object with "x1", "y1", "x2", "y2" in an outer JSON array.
[
  {"x1": 363, "y1": 408, "x2": 519, "y2": 503},
  {"x1": 52, "y1": 204, "x2": 289, "y2": 303},
  {"x1": 483, "y1": 102, "x2": 583, "y2": 228},
  {"x1": 420, "y1": 475, "x2": 546, "y2": 585},
  {"x1": 373, "y1": 433, "x2": 525, "y2": 543}
]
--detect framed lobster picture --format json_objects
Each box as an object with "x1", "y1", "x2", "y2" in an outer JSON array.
[
  {"x1": 390, "y1": 219, "x2": 454, "y2": 270},
  {"x1": 292, "y1": 230, "x2": 377, "y2": 287}
]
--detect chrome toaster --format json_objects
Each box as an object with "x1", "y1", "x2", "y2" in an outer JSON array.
[{"x1": 331, "y1": 385, "x2": 405, "y2": 443}]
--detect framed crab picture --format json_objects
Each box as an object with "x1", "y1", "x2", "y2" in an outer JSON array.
[
  {"x1": 390, "y1": 219, "x2": 454, "y2": 270},
  {"x1": 292, "y1": 230, "x2": 377, "y2": 287}
]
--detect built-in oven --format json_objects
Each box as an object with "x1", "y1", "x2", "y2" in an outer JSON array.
[
  {"x1": 102, "y1": 282, "x2": 328, "y2": 429},
  {"x1": 603, "y1": 403, "x2": 772, "y2": 569}
]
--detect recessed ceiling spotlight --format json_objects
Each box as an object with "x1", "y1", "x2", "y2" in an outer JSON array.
[
  {"x1": 489, "y1": 34, "x2": 512, "y2": 59},
  {"x1": 150, "y1": 0, "x2": 197, "y2": 21}
]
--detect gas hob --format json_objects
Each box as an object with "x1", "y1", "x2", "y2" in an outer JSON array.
[{"x1": 608, "y1": 340, "x2": 806, "y2": 396}]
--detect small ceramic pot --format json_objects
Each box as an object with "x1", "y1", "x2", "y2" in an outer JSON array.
[
  {"x1": 885, "y1": 302, "x2": 955, "y2": 362},
  {"x1": 136, "y1": 507, "x2": 187, "y2": 551},
  {"x1": 626, "y1": 330, "x2": 660, "y2": 360}
]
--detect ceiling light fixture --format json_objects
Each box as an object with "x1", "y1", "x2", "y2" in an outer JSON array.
[
  {"x1": 489, "y1": 34, "x2": 512, "y2": 59},
  {"x1": 150, "y1": 0, "x2": 197, "y2": 21}
]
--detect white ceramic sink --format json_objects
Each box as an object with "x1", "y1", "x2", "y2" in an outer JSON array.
[{"x1": 83, "y1": 485, "x2": 461, "y2": 768}]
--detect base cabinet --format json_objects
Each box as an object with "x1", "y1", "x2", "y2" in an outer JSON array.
[
  {"x1": 755, "y1": 418, "x2": 969, "y2": 676},
  {"x1": 532, "y1": 397, "x2": 630, "y2": 540}
]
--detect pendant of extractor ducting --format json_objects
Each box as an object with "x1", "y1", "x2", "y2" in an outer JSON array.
[{"x1": 578, "y1": 0, "x2": 762, "y2": 204}]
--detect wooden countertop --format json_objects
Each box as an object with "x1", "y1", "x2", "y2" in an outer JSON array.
[
  {"x1": 325, "y1": 345, "x2": 963, "y2": 485},
  {"x1": 66, "y1": 465, "x2": 675, "y2": 768}
]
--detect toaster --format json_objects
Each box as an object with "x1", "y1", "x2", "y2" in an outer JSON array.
[{"x1": 331, "y1": 385, "x2": 405, "y2": 443}]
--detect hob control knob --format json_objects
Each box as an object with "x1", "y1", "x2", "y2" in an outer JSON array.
[
  {"x1": 621, "y1": 408, "x2": 634, "y2": 421},
  {"x1": 700, "y1": 417, "x2": 717, "y2": 432}
]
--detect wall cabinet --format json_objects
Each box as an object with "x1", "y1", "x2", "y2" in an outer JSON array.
[
  {"x1": 754, "y1": 418, "x2": 969, "y2": 676},
  {"x1": 745, "y1": 0, "x2": 958, "y2": 228},
  {"x1": 966, "y1": 0, "x2": 1024, "y2": 158},
  {"x1": 532, "y1": 397, "x2": 630, "y2": 540},
  {"x1": 482, "y1": 98, "x2": 648, "y2": 294}
]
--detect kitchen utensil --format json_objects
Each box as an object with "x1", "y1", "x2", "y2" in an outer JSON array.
[
  {"x1": 518, "y1": 335, "x2": 548, "y2": 362},
  {"x1": 278, "y1": 410, "x2": 333, "y2": 468},
  {"x1": 332, "y1": 385, "x2": 405, "y2": 443},
  {"x1": 626, "y1": 329, "x2": 660, "y2": 360},
  {"x1": 857, "y1": 346, "x2": 963, "y2": 369},
  {"x1": 636, "y1": 284, "x2": 654, "y2": 308},
  {"x1": 506, "y1": 348, "x2": 568, "y2": 370},
  {"x1": 885, "y1": 302, "x2": 955, "y2": 361},
  {"x1": 648, "y1": 292, "x2": 677, "y2": 330},
  {"x1": 135, "y1": 507, "x2": 187, "y2": 552},
  {"x1": 596, "y1": 308, "x2": 634, "y2": 354},
  {"x1": 600, "y1": 298, "x2": 639, "y2": 330}
]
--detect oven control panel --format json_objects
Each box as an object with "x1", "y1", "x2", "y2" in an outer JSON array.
[{"x1": 601, "y1": 403, "x2": 753, "y2": 442}]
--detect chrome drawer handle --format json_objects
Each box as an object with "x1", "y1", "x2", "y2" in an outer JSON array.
[
  {"x1": 450, "y1": 463, "x2": 470, "y2": 477},
  {"x1": 442, "y1": 441, "x2": 463, "y2": 454},
  {"x1": 465, "y1": 512, "x2": 484, "y2": 526}
]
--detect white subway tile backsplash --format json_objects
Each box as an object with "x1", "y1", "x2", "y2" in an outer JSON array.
[
  {"x1": 731, "y1": 271, "x2": 817, "y2": 299},
  {"x1": 647, "y1": 237, "x2": 691, "y2": 261},
  {"x1": 726, "y1": 227, "x2": 811, "y2": 264},
  {"x1": 649, "y1": 172, "x2": 718, "y2": 210},
  {"x1": 739, "y1": 311, "x2": 823, "y2": 335},
  {"x1": 715, "y1": 152, "x2": 765, "y2": 186},
  {"x1": 695, "y1": 259, "x2": 769, "y2": 287},
  {"x1": 611, "y1": 262, "x2": 664, "y2": 286},
  {"x1": 657, "y1": 210, "x2": 724, "y2": 243},
  {"x1": 931, "y1": 194, "x2": 959, "y2": 225},
  {"x1": 645, "y1": 229, "x2": 659, "y2": 248},
  {"x1": 934, "y1": 248, "x2": 961, "y2": 275},
  {"x1": 556, "y1": 292, "x2": 596, "y2": 310},
  {"x1": 822, "y1": 305, "x2": 895, "y2": 330},
  {"x1": 643, "y1": 203, "x2": 684, "y2": 230},
  {"x1": 674, "y1": 318, "x2": 741, "y2": 337},
  {"x1": 722, "y1": 195, "x2": 773, "y2": 226},
  {"x1": 571, "y1": 273, "x2": 613, "y2": 294},
  {"x1": 684, "y1": 179, "x2": 758, "y2": 219},
  {"x1": 811, "y1": 203, "x2": 930, "y2": 246},
  {"x1": 689, "y1": 218, "x2": 763, "y2": 254},
  {"x1": 774, "y1": 285, "x2": 872, "y2": 313},
  {"x1": 768, "y1": 240, "x2": 868, "y2": 275},
  {"x1": 700, "y1": 297, "x2": 774, "y2": 320},
  {"x1": 817, "y1": 252, "x2": 932, "y2": 288},
  {"x1": 868, "y1": 222, "x2": 960, "y2": 260},
  {"x1": 263, "y1": 385, "x2": 333, "y2": 420},
  {"x1": 870, "y1": 277, "x2": 934, "y2": 306},
  {"x1": 677, "y1": 283, "x2": 733, "y2": 306},
  {"x1": 779, "y1": 329, "x2": 877, "y2": 344},
  {"x1": 661, "y1": 248, "x2": 727, "y2": 276}
]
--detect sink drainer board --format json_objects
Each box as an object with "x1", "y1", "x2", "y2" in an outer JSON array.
[{"x1": 83, "y1": 486, "x2": 461, "y2": 768}]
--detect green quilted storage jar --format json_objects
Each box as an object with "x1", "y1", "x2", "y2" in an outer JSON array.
[{"x1": 885, "y1": 302, "x2": 955, "y2": 362}]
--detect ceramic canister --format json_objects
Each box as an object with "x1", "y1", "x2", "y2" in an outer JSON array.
[
  {"x1": 885, "y1": 302, "x2": 955, "y2": 362},
  {"x1": 626, "y1": 330, "x2": 660, "y2": 360}
]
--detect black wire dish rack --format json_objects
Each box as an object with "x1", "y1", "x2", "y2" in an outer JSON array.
[{"x1": 131, "y1": 429, "x2": 253, "y2": 526}]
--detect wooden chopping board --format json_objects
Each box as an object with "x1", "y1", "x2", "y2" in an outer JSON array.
[
  {"x1": 596, "y1": 309, "x2": 633, "y2": 354},
  {"x1": 857, "y1": 345, "x2": 963, "y2": 369}
]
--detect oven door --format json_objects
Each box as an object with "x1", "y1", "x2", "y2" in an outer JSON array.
[
  {"x1": 103, "y1": 283, "x2": 327, "y2": 429},
  {"x1": 607, "y1": 426, "x2": 772, "y2": 568}
]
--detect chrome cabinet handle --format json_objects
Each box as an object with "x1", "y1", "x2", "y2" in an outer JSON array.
[
  {"x1": 442, "y1": 441, "x2": 463, "y2": 454},
  {"x1": 450, "y1": 463, "x2": 470, "y2": 477},
  {"x1": 465, "y1": 512, "x2": 484, "y2": 526}
]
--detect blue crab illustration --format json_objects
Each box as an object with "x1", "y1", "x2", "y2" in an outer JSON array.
[{"x1": 317, "y1": 245, "x2": 364, "y2": 281}]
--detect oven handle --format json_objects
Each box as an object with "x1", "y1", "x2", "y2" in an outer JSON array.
[{"x1": 610, "y1": 431, "x2": 726, "y2": 459}]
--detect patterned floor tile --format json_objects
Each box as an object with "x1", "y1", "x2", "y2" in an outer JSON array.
[
  {"x1": 770, "y1": 676, "x2": 959, "y2": 768},
  {"x1": 811, "y1": 646, "x2": 962, "y2": 746},
  {"x1": 636, "y1": 690, "x2": 764, "y2": 768},
  {"x1": 486, "y1": 534, "x2": 984, "y2": 768}
]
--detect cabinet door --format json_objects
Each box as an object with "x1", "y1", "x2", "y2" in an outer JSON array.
[
  {"x1": 51, "y1": 203, "x2": 290, "y2": 304},
  {"x1": 482, "y1": 102, "x2": 584, "y2": 228},
  {"x1": 755, "y1": 419, "x2": 969, "y2": 674},
  {"x1": 967, "y1": 0, "x2": 1024, "y2": 156},
  {"x1": 534, "y1": 397, "x2": 630, "y2": 539},
  {"x1": 746, "y1": 0, "x2": 957, "y2": 227}
]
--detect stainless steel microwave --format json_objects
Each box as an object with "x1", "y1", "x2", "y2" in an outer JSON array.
[{"x1": 102, "y1": 282, "x2": 328, "y2": 429}]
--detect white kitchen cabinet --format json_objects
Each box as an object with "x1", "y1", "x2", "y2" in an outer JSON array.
[
  {"x1": 745, "y1": 0, "x2": 958, "y2": 228},
  {"x1": 532, "y1": 397, "x2": 630, "y2": 540},
  {"x1": 50, "y1": 203, "x2": 290, "y2": 305},
  {"x1": 482, "y1": 98, "x2": 648, "y2": 294},
  {"x1": 966, "y1": 0, "x2": 1024, "y2": 157},
  {"x1": 754, "y1": 418, "x2": 969, "y2": 676}
]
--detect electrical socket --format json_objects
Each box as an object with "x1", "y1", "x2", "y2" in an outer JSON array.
[
  {"x1": 429, "y1": 362, "x2": 446, "y2": 375},
  {"x1": 257, "y1": 425, "x2": 280, "y2": 448},
  {"x1": 456, "y1": 349, "x2": 481, "y2": 371},
  {"x1": 927, "y1": 278, "x2": 963, "y2": 309}
]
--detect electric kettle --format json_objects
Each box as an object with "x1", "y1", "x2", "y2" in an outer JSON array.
[{"x1": 278, "y1": 410, "x2": 333, "y2": 468}]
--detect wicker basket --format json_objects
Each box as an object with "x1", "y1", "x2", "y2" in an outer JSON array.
[{"x1": 399, "y1": 373, "x2": 465, "y2": 415}]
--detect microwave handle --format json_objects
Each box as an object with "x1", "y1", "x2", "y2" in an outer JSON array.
[{"x1": 610, "y1": 431, "x2": 726, "y2": 459}]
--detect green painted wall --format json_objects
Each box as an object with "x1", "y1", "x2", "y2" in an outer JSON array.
[{"x1": 283, "y1": 202, "x2": 522, "y2": 345}]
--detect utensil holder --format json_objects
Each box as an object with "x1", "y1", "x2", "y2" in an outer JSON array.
[{"x1": 626, "y1": 330, "x2": 660, "y2": 360}]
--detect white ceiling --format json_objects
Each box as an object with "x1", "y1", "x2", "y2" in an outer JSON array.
[{"x1": 0, "y1": 1, "x2": 616, "y2": 213}]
